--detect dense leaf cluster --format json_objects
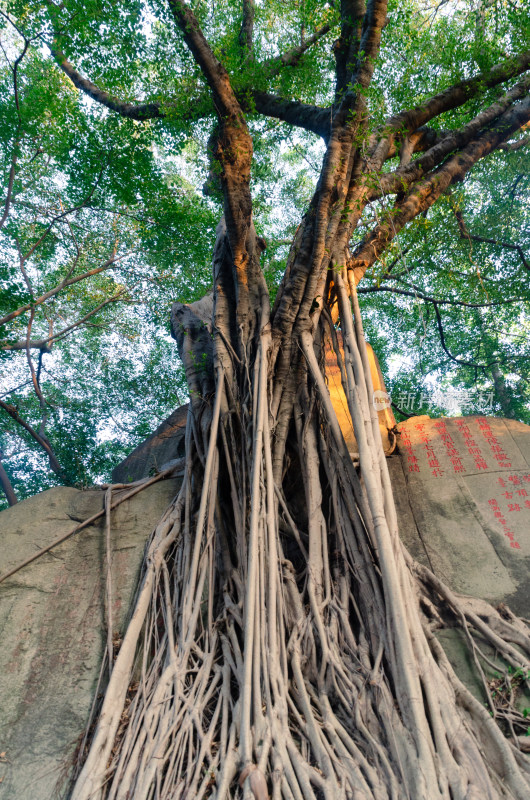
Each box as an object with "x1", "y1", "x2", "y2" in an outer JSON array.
[{"x1": 0, "y1": 0, "x2": 528, "y2": 507}]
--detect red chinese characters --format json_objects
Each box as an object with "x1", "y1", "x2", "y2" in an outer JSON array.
[
  {"x1": 476, "y1": 418, "x2": 512, "y2": 468},
  {"x1": 457, "y1": 420, "x2": 488, "y2": 468},
  {"x1": 487, "y1": 498, "x2": 521, "y2": 549},
  {"x1": 433, "y1": 419, "x2": 464, "y2": 473},
  {"x1": 415, "y1": 421, "x2": 443, "y2": 478},
  {"x1": 455, "y1": 419, "x2": 488, "y2": 471},
  {"x1": 400, "y1": 427, "x2": 420, "y2": 473}
]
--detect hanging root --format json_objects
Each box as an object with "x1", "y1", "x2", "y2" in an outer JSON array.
[{"x1": 71, "y1": 289, "x2": 530, "y2": 800}]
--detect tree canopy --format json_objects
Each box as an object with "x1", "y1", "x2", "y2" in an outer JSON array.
[{"x1": 0, "y1": 0, "x2": 529, "y2": 507}]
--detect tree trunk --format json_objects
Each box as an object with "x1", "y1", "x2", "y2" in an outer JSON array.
[
  {"x1": 67, "y1": 4, "x2": 530, "y2": 797},
  {"x1": 70, "y1": 220, "x2": 530, "y2": 800},
  {"x1": 0, "y1": 459, "x2": 17, "y2": 506},
  {"x1": 477, "y1": 315, "x2": 516, "y2": 420},
  {"x1": 491, "y1": 362, "x2": 516, "y2": 419}
]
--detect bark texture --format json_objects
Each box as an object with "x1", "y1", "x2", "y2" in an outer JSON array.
[{"x1": 65, "y1": 2, "x2": 530, "y2": 798}]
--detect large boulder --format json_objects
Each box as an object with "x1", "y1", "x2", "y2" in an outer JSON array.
[
  {"x1": 111, "y1": 405, "x2": 187, "y2": 484},
  {"x1": 389, "y1": 415, "x2": 530, "y2": 615},
  {"x1": 0, "y1": 479, "x2": 179, "y2": 799},
  {"x1": 2, "y1": 413, "x2": 530, "y2": 798},
  {"x1": 389, "y1": 415, "x2": 530, "y2": 709}
]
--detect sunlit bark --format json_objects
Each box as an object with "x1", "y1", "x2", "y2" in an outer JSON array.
[{"x1": 67, "y1": 2, "x2": 530, "y2": 798}]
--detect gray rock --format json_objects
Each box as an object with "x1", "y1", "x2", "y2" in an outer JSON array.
[
  {"x1": 391, "y1": 415, "x2": 530, "y2": 615},
  {"x1": 390, "y1": 414, "x2": 530, "y2": 711},
  {"x1": 111, "y1": 405, "x2": 187, "y2": 484},
  {"x1": 2, "y1": 413, "x2": 530, "y2": 798},
  {"x1": 0, "y1": 479, "x2": 179, "y2": 800}
]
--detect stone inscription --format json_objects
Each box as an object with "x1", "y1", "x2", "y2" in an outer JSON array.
[{"x1": 398, "y1": 416, "x2": 530, "y2": 556}]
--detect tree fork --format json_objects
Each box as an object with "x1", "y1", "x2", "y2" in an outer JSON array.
[
  {"x1": 64, "y1": 2, "x2": 530, "y2": 798},
  {"x1": 71, "y1": 229, "x2": 530, "y2": 798}
]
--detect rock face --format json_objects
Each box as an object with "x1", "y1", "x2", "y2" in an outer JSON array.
[
  {"x1": 111, "y1": 405, "x2": 187, "y2": 484},
  {"x1": 0, "y1": 479, "x2": 179, "y2": 799},
  {"x1": 389, "y1": 415, "x2": 530, "y2": 615},
  {"x1": 2, "y1": 414, "x2": 530, "y2": 798},
  {"x1": 388, "y1": 414, "x2": 530, "y2": 711},
  {"x1": 324, "y1": 338, "x2": 397, "y2": 455}
]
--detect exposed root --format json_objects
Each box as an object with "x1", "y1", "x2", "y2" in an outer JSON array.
[{"x1": 71, "y1": 286, "x2": 530, "y2": 800}]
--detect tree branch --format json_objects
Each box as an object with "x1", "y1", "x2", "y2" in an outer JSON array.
[
  {"x1": 49, "y1": 39, "x2": 334, "y2": 139},
  {"x1": 350, "y1": 94, "x2": 530, "y2": 283},
  {"x1": 24, "y1": 308, "x2": 48, "y2": 427},
  {"x1": 369, "y1": 49, "x2": 530, "y2": 160},
  {"x1": 10, "y1": 170, "x2": 105, "y2": 276},
  {"x1": 1, "y1": 289, "x2": 128, "y2": 351},
  {"x1": 261, "y1": 23, "x2": 332, "y2": 79},
  {"x1": 431, "y1": 301, "x2": 485, "y2": 368},
  {"x1": 245, "y1": 91, "x2": 331, "y2": 138},
  {"x1": 0, "y1": 142, "x2": 19, "y2": 231},
  {"x1": 49, "y1": 41, "x2": 163, "y2": 120},
  {"x1": 357, "y1": 282, "x2": 525, "y2": 307},
  {"x1": 499, "y1": 135, "x2": 530, "y2": 151},
  {"x1": 334, "y1": 1, "x2": 366, "y2": 99},
  {"x1": 0, "y1": 249, "x2": 134, "y2": 328},
  {"x1": 0, "y1": 398, "x2": 67, "y2": 480},
  {"x1": 239, "y1": 0, "x2": 255, "y2": 55},
  {"x1": 12, "y1": 31, "x2": 29, "y2": 120},
  {"x1": 0, "y1": 455, "x2": 17, "y2": 506},
  {"x1": 455, "y1": 209, "x2": 530, "y2": 272},
  {"x1": 168, "y1": 0, "x2": 244, "y2": 122},
  {"x1": 375, "y1": 75, "x2": 530, "y2": 197},
  {"x1": 336, "y1": 0, "x2": 388, "y2": 122},
  {"x1": 46, "y1": 3, "x2": 334, "y2": 142}
]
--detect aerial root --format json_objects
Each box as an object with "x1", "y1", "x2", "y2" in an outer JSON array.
[
  {"x1": 71, "y1": 446, "x2": 530, "y2": 800},
  {"x1": 71, "y1": 305, "x2": 530, "y2": 799}
]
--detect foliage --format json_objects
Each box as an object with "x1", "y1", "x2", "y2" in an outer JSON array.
[
  {"x1": 0, "y1": 0, "x2": 529, "y2": 509},
  {"x1": 361, "y1": 154, "x2": 530, "y2": 423},
  {"x1": 0, "y1": 14, "x2": 217, "y2": 504}
]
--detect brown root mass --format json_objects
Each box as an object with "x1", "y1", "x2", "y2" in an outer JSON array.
[{"x1": 70, "y1": 255, "x2": 530, "y2": 799}]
